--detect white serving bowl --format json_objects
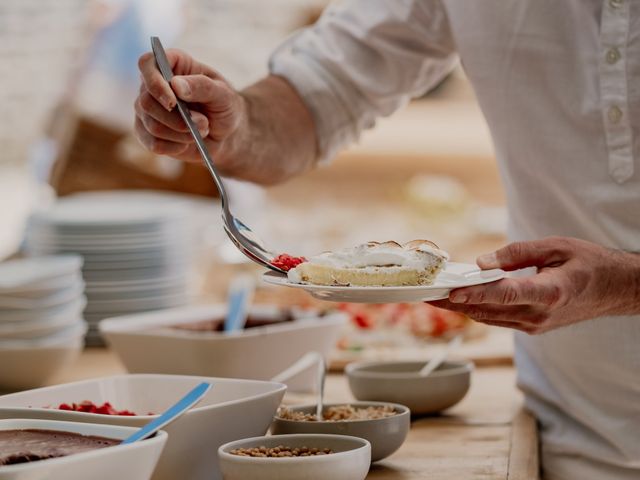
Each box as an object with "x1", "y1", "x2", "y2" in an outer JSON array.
[
  {"x1": 99, "y1": 304, "x2": 347, "y2": 391},
  {"x1": 0, "y1": 325, "x2": 85, "y2": 392},
  {"x1": 218, "y1": 434, "x2": 371, "y2": 480},
  {"x1": 0, "y1": 374, "x2": 286, "y2": 480},
  {"x1": 0, "y1": 418, "x2": 166, "y2": 480}
]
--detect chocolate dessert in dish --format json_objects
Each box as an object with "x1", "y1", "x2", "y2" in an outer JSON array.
[
  {"x1": 0, "y1": 429, "x2": 119, "y2": 466},
  {"x1": 171, "y1": 310, "x2": 296, "y2": 332}
]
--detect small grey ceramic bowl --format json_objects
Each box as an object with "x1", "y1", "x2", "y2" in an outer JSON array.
[
  {"x1": 345, "y1": 360, "x2": 473, "y2": 415},
  {"x1": 218, "y1": 433, "x2": 371, "y2": 480},
  {"x1": 270, "y1": 401, "x2": 410, "y2": 462}
]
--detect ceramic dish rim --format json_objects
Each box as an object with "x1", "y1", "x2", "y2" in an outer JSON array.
[
  {"x1": 0, "y1": 418, "x2": 167, "y2": 472},
  {"x1": 345, "y1": 359, "x2": 475, "y2": 380},
  {"x1": 273, "y1": 400, "x2": 410, "y2": 424},
  {"x1": 218, "y1": 433, "x2": 371, "y2": 463},
  {"x1": 262, "y1": 262, "x2": 506, "y2": 292},
  {"x1": 99, "y1": 305, "x2": 348, "y2": 341},
  {"x1": 0, "y1": 374, "x2": 287, "y2": 421}
]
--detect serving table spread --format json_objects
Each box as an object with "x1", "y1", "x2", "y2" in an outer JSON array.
[{"x1": 50, "y1": 348, "x2": 539, "y2": 480}]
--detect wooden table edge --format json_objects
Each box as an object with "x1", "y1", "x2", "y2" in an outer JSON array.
[{"x1": 507, "y1": 408, "x2": 540, "y2": 480}]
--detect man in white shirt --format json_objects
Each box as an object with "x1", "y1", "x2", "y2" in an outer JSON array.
[{"x1": 133, "y1": 1, "x2": 640, "y2": 478}]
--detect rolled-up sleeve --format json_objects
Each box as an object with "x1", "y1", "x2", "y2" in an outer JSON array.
[{"x1": 269, "y1": 0, "x2": 458, "y2": 163}]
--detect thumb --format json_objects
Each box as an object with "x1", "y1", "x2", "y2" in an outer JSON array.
[
  {"x1": 171, "y1": 75, "x2": 233, "y2": 108},
  {"x1": 477, "y1": 239, "x2": 569, "y2": 271}
]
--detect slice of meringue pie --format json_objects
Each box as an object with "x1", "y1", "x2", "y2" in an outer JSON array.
[{"x1": 287, "y1": 240, "x2": 449, "y2": 287}]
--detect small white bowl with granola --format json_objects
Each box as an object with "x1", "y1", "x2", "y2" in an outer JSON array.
[{"x1": 218, "y1": 433, "x2": 370, "y2": 480}]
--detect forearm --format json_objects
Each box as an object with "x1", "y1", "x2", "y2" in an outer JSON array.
[
  {"x1": 610, "y1": 250, "x2": 640, "y2": 316},
  {"x1": 224, "y1": 75, "x2": 318, "y2": 185}
]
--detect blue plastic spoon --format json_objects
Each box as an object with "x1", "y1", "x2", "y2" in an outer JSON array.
[{"x1": 121, "y1": 382, "x2": 212, "y2": 444}]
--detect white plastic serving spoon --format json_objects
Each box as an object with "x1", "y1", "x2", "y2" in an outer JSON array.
[{"x1": 418, "y1": 334, "x2": 463, "y2": 377}]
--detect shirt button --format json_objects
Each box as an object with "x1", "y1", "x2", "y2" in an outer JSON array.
[
  {"x1": 610, "y1": 0, "x2": 623, "y2": 8},
  {"x1": 608, "y1": 106, "x2": 623, "y2": 124},
  {"x1": 606, "y1": 48, "x2": 621, "y2": 64}
]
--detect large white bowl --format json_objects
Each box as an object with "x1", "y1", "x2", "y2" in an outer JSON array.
[
  {"x1": 0, "y1": 374, "x2": 287, "y2": 480},
  {"x1": 0, "y1": 326, "x2": 85, "y2": 391},
  {"x1": 218, "y1": 434, "x2": 371, "y2": 480},
  {"x1": 0, "y1": 418, "x2": 167, "y2": 480},
  {"x1": 99, "y1": 305, "x2": 347, "y2": 391}
]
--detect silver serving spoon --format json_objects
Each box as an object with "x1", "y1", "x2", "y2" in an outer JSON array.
[
  {"x1": 121, "y1": 382, "x2": 211, "y2": 444},
  {"x1": 270, "y1": 351, "x2": 325, "y2": 419},
  {"x1": 150, "y1": 36, "x2": 286, "y2": 275},
  {"x1": 316, "y1": 354, "x2": 326, "y2": 421}
]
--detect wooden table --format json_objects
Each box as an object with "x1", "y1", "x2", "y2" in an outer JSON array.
[{"x1": 51, "y1": 349, "x2": 539, "y2": 480}]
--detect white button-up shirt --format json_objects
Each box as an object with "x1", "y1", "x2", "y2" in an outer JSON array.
[{"x1": 270, "y1": 1, "x2": 640, "y2": 479}]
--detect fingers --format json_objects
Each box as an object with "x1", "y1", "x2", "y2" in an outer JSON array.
[
  {"x1": 134, "y1": 117, "x2": 189, "y2": 156},
  {"x1": 427, "y1": 299, "x2": 545, "y2": 334},
  {"x1": 170, "y1": 75, "x2": 234, "y2": 109},
  {"x1": 138, "y1": 52, "x2": 176, "y2": 111},
  {"x1": 136, "y1": 90, "x2": 209, "y2": 133},
  {"x1": 477, "y1": 237, "x2": 572, "y2": 271},
  {"x1": 448, "y1": 275, "x2": 565, "y2": 307},
  {"x1": 135, "y1": 92, "x2": 209, "y2": 142}
]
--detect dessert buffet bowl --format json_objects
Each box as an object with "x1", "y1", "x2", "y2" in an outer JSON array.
[
  {"x1": 218, "y1": 434, "x2": 371, "y2": 480},
  {"x1": 99, "y1": 304, "x2": 346, "y2": 391},
  {"x1": 0, "y1": 374, "x2": 286, "y2": 480},
  {"x1": 0, "y1": 323, "x2": 86, "y2": 392},
  {"x1": 345, "y1": 360, "x2": 473, "y2": 415},
  {"x1": 270, "y1": 401, "x2": 410, "y2": 462},
  {"x1": 0, "y1": 418, "x2": 167, "y2": 480}
]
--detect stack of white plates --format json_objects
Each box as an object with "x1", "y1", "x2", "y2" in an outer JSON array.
[
  {"x1": 0, "y1": 256, "x2": 87, "y2": 390},
  {"x1": 24, "y1": 192, "x2": 193, "y2": 345}
]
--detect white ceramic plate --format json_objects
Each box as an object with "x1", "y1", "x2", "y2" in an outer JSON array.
[
  {"x1": 0, "y1": 256, "x2": 82, "y2": 291},
  {"x1": 0, "y1": 297, "x2": 86, "y2": 323},
  {"x1": 0, "y1": 315, "x2": 83, "y2": 340},
  {"x1": 28, "y1": 192, "x2": 187, "y2": 227},
  {"x1": 0, "y1": 281, "x2": 84, "y2": 310},
  {"x1": 262, "y1": 262, "x2": 506, "y2": 303}
]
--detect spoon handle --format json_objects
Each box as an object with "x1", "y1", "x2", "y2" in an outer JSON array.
[
  {"x1": 316, "y1": 357, "x2": 326, "y2": 421},
  {"x1": 270, "y1": 351, "x2": 322, "y2": 385},
  {"x1": 224, "y1": 275, "x2": 255, "y2": 333},
  {"x1": 150, "y1": 37, "x2": 228, "y2": 208},
  {"x1": 121, "y1": 382, "x2": 212, "y2": 444},
  {"x1": 418, "y1": 334, "x2": 462, "y2": 377}
]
